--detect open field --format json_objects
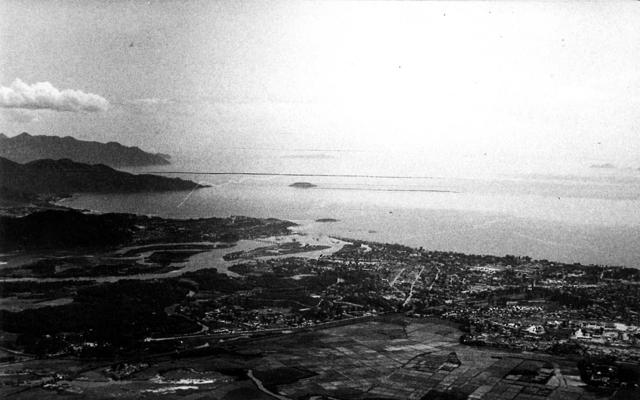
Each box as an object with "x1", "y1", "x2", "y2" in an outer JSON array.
[{"x1": 0, "y1": 317, "x2": 610, "y2": 400}]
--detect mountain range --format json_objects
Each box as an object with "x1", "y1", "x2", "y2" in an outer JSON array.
[{"x1": 0, "y1": 132, "x2": 170, "y2": 167}]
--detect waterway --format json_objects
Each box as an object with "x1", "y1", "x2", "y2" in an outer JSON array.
[{"x1": 0, "y1": 228, "x2": 348, "y2": 284}]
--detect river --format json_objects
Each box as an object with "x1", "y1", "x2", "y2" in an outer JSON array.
[{"x1": 0, "y1": 229, "x2": 348, "y2": 284}]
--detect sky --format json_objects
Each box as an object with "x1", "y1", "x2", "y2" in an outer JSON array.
[{"x1": 1, "y1": 0, "x2": 640, "y2": 176}]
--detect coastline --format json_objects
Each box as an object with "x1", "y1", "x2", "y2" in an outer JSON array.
[
  {"x1": 49, "y1": 192, "x2": 640, "y2": 269},
  {"x1": 3, "y1": 198, "x2": 640, "y2": 398}
]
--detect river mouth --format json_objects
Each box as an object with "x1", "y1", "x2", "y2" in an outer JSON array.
[
  {"x1": 0, "y1": 226, "x2": 348, "y2": 285},
  {"x1": 0, "y1": 218, "x2": 348, "y2": 314}
]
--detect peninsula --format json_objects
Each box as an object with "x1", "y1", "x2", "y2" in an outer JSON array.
[{"x1": 0, "y1": 157, "x2": 205, "y2": 199}]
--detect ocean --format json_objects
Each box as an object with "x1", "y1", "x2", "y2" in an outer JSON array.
[{"x1": 58, "y1": 157, "x2": 640, "y2": 268}]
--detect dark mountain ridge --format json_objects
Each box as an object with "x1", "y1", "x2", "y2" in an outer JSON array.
[
  {"x1": 0, "y1": 157, "x2": 205, "y2": 196},
  {"x1": 0, "y1": 132, "x2": 170, "y2": 167}
]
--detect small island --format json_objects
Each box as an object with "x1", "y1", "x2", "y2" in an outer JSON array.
[
  {"x1": 315, "y1": 218, "x2": 339, "y2": 223},
  {"x1": 289, "y1": 182, "x2": 317, "y2": 188}
]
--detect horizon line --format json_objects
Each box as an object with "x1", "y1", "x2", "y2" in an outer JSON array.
[{"x1": 146, "y1": 171, "x2": 437, "y2": 179}]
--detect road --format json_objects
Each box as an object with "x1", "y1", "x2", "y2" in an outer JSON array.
[{"x1": 403, "y1": 266, "x2": 425, "y2": 307}]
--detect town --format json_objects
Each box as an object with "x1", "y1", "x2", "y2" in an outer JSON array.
[{"x1": 3, "y1": 220, "x2": 640, "y2": 398}]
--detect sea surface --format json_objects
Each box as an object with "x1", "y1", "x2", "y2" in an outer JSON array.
[{"x1": 59, "y1": 158, "x2": 640, "y2": 268}]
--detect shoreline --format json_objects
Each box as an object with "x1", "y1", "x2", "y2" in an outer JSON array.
[{"x1": 11, "y1": 198, "x2": 638, "y2": 271}]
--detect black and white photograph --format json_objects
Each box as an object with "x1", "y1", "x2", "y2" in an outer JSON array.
[{"x1": 1, "y1": 1, "x2": 640, "y2": 399}]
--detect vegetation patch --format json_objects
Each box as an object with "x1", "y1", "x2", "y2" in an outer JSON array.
[{"x1": 253, "y1": 366, "x2": 316, "y2": 389}]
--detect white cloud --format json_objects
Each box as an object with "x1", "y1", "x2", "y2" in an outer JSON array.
[{"x1": 0, "y1": 79, "x2": 109, "y2": 112}]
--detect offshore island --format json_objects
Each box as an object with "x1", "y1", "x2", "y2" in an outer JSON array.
[
  {"x1": 0, "y1": 151, "x2": 639, "y2": 399},
  {"x1": 289, "y1": 182, "x2": 317, "y2": 188}
]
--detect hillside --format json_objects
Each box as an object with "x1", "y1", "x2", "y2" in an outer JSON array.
[
  {"x1": 0, "y1": 209, "x2": 136, "y2": 250},
  {"x1": 0, "y1": 132, "x2": 170, "y2": 167},
  {"x1": 0, "y1": 157, "x2": 205, "y2": 196}
]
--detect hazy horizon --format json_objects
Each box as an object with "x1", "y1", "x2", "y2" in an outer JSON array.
[{"x1": 2, "y1": 1, "x2": 640, "y2": 178}]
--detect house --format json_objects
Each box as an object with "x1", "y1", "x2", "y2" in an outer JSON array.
[
  {"x1": 525, "y1": 325, "x2": 546, "y2": 335},
  {"x1": 572, "y1": 328, "x2": 590, "y2": 340}
]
